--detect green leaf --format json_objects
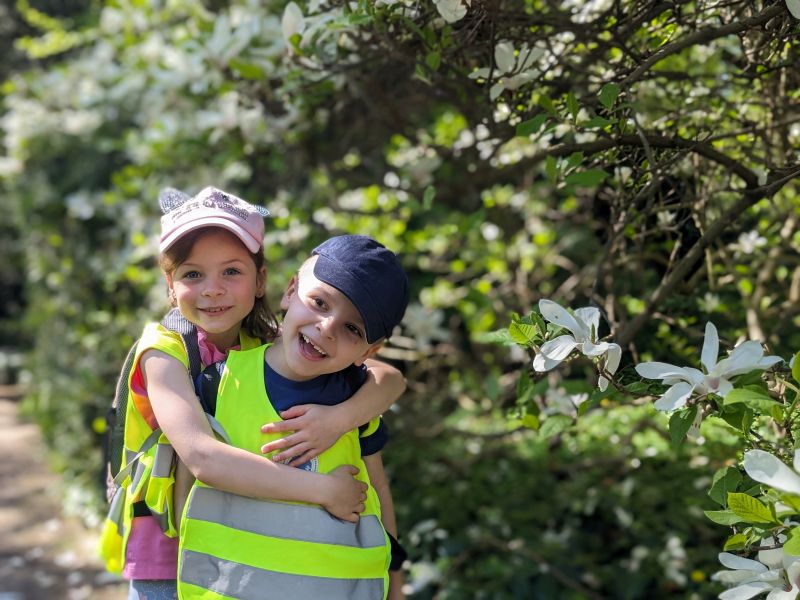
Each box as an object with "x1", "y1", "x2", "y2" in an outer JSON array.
[
  {"x1": 725, "y1": 388, "x2": 782, "y2": 418},
  {"x1": 581, "y1": 116, "x2": 614, "y2": 129},
  {"x1": 793, "y1": 352, "x2": 800, "y2": 384},
  {"x1": 508, "y1": 321, "x2": 538, "y2": 346},
  {"x1": 521, "y1": 413, "x2": 540, "y2": 431},
  {"x1": 709, "y1": 466, "x2": 742, "y2": 507},
  {"x1": 516, "y1": 370, "x2": 535, "y2": 405},
  {"x1": 704, "y1": 509, "x2": 745, "y2": 526},
  {"x1": 229, "y1": 59, "x2": 264, "y2": 80},
  {"x1": 565, "y1": 169, "x2": 607, "y2": 187},
  {"x1": 668, "y1": 407, "x2": 696, "y2": 447},
  {"x1": 723, "y1": 533, "x2": 748, "y2": 551},
  {"x1": 425, "y1": 51, "x2": 441, "y2": 71},
  {"x1": 539, "y1": 415, "x2": 573, "y2": 439},
  {"x1": 727, "y1": 492, "x2": 777, "y2": 524},
  {"x1": 473, "y1": 329, "x2": 515, "y2": 345},
  {"x1": 423, "y1": 185, "x2": 436, "y2": 209},
  {"x1": 516, "y1": 113, "x2": 548, "y2": 137},
  {"x1": 538, "y1": 95, "x2": 558, "y2": 117},
  {"x1": 598, "y1": 83, "x2": 621, "y2": 110},
  {"x1": 545, "y1": 155, "x2": 559, "y2": 183},
  {"x1": 565, "y1": 91, "x2": 579, "y2": 121},
  {"x1": 784, "y1": 526, "x2": 800, "y2": 556}
]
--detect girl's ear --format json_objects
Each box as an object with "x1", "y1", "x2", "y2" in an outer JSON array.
[
  {"x1": 280, "y1": 275, "x2": 299, "y2": 310},
  {"x1": 165, "y1": 275, "x2": 177, "y2": 306},
  {"x1": 256, "y1": 266, "x2": 267, "y2": 298},
  {"x1": 353, "y1": 342, "x2": 383, "y2": 367}
]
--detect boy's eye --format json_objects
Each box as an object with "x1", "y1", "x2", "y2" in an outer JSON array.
[
  {"x1": 312, "y1": 297, "x2": 326, "y2": 310},
  {"x1": 346, "y1": 324, "x2": 363, "y2": 338}
]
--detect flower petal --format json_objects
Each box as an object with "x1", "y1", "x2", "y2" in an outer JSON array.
[
  {"x1": 582, "y1": 341, "x2": 608, "y2": 357},
  {"x1": 717, "y1": 341, "x2": 765, "y2": 377},
  {"x1": 635, "y1": 361, "x2": 691, "y2": 381},
  {"x1": 604, "y1": 344, "x2": 622, "y2": 375},
  {"x1": 718, "y1": 552, "x2": 769, "y2": 572},
  {"x1": 716, "y1": 377, "x2": 734, "y2": 398},
  {"x1": 533, "y1": 352, "x2": 563, "y2": 372},
  {"x1": 540, "y1": 335, "x2": 579, "y2": 361},
  {"x1": 757, "y1": 355, "x2": 783, "y2": 370},
  {"x1": 719, "y1": 582, "x2": 776, "y2": 600},
  {"x1": 539, "y1": 300, "x2": 585, "y2": 340},
  {"x1": 281, "y1": 2, "x2": 305, "y2": 43},
  {"x1": 574, "y1": 307, "x2": 601, "y2": 340},
  {"x1": 701, "y1": 322, "x2": 720, "y2": 373},
  {"x1": 653, "y1": 381, "x2": 693, "y2": 411},
  {"x1": 744, "y1": 450, "x2": 800, "y2": 495},
  {"x1": 494, "y1": 41, "x2": 516, "y2": 73}
]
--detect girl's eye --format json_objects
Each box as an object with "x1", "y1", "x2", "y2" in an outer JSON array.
[
  {"x1": 183, "y1": 270, "x2": 201, "y2": 280},
  {"x1": 224, "y1": 267, "x2": 241, "y2": 276}
]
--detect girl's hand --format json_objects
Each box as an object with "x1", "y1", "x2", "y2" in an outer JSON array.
[
  {"x1": 261, "y1": 404, "x2": 346, "y2": 466},
  {"x1": 321, "y1": 465, "x2": 368, "y2": 522}
]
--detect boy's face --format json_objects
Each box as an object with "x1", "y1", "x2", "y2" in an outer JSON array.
[{"x1": 270, "y1": 257, "x2": 380, "y2": 381}]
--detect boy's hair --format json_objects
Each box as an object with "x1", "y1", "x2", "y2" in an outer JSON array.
[
  {"x1": 159, "y1": 227, "x2": 279, "y2": 344},
  {"x1": 310, "y1": 235, "x2": 409, "y2": 343}
]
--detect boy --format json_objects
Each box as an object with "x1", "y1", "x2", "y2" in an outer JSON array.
[{"x1": 178, "y1": 235, "x2": 409, "y2": 600}]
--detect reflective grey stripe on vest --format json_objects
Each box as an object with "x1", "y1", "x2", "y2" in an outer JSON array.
[
  {"x1": 152, "y1": 443, "x2": 175, "y2": 478},
  {"x1": 108, "y1": 485, "x2": 127, "y2": 536},
  {"x1": 181, "y1": 550, "x2": 385, "y2": 600},
  {"x1": 187, "y1": 486, "x2": 386, "y2": 548}
]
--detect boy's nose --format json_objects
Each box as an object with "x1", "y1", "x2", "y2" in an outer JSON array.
[{"x1": 316, "y1": 315, "x2": 337, "y2": 338}]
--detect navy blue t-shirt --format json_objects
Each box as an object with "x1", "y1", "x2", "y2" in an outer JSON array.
[{"x1": 195, "y1": 358, "x2": 388, "y2": 456}]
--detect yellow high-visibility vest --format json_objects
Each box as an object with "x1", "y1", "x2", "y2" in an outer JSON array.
[
  {"x1": 177, "y1": 344, "x2": 390, "y2": 600},
  {"x1": 99, "y1": 323, "x2": 260, "y2": 574}
]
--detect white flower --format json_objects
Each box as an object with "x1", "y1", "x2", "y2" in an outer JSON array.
[
  {"x1": 469, "y1": 41, "x2": 544, "y2": 100},
  {"x1": 635, "y1": 322, "x2": 782, "y2": 411},
  {"x1": 282, "y1": 2, "x2": 305, "y2": 46},
  {"x1": 733, "y1": 231, "x2": 768, "y2": 255},
  {"x1": 744, "y1": 450, "x2": 800, "y2": 496},
  {"x1": 434, "y1": 0, "x2": 469, "y2": 23},
  {"x1": 532, "y1": 299, "x2": 622, "y2": 392},
  {"x1": 711, "y1": 550, "x2": 800, "y2": 600}
]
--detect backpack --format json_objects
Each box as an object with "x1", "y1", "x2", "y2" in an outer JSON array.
[{"x1": 104, "y1": 308, "x2": 202, "y2": 501}]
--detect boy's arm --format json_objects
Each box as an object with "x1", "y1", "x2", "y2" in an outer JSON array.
[
  {"x1": 262, "y1": 358, "x2": 405, "y2": 466},
  {"x1": 364, "y1": 453, "x2": 406, "y2": 600},
  {"x1": 142, "y1": 349, "x2": 367, "y2": 522}
]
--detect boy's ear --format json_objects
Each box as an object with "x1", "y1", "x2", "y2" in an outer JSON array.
[
  {"x1": 353, "y1": 342, "x2": 383, "y2": 367},
  {"x1": 280, "y1": 275, "x2": 299, "y2": 310}
]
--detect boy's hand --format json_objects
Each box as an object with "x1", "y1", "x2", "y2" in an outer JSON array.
[
  {"x1": 261, "y1": 404, "x2": 346, "y2": 466},
  {"x1": 321, "y1": 465, "x2": 367, "y2": 522}
]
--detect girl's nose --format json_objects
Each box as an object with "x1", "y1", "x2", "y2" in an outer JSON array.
[{"x1": 202, "y1": 279, "x2": 224, "y2": 297}]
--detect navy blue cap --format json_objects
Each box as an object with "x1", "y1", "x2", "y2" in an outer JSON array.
[{"x1": 312, "y1": 235, "x2": 410, "y2": 343}]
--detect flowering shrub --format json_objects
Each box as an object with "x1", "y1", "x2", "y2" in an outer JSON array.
[{"x1": 500, "y1": 300, "x2": 800, "y2": 598}]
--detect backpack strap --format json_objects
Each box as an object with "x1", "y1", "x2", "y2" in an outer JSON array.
[{"x1": 160, "y1": 308, "x2": 202, "y2": 381}]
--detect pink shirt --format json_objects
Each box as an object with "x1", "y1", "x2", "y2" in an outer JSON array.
[{"x1": 123, "y1": 329, "x2": 237, "y2": 580}]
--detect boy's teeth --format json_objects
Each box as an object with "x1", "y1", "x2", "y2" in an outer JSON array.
[{"x1": 301, "y1": 333, "x2": 327, "y2": 356}]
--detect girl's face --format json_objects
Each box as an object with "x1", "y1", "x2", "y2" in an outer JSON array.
[{"x1": 167, "y1": 229, "x2": 265, "y2": 349}]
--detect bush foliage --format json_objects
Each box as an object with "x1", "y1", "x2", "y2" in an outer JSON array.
[{"x1": 2, "y1": 0, "x2": 799, "y2": 597}]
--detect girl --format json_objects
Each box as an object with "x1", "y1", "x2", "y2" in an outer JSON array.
[{"x1": 108, "y1": 186, "x2": 405, "y2": 599}]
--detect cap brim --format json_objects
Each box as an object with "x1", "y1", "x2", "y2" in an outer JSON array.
[{"x1": 159, "y1": 217, "x2": 262, "y2": 253}]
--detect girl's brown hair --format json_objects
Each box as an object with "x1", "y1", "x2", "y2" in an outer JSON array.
[{"x1": 159, "y1": 227, "x2": 279, "y2": 344}]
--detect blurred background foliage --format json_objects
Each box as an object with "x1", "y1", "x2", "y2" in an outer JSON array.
[{"x1": 1, "y1": 0, "x2": 799, "y2": 597}]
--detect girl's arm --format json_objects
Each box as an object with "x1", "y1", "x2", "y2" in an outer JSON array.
[
  {"x1": 142, "y1": 349, "x2": 367, "y2": 522},
  {"x1": 261, "y1": 358, "x2": 405, "y2": 466}
]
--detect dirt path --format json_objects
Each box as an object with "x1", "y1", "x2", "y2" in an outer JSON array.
[{"x1": 0, "y1": 386, "x2": 127, "y2": 600}]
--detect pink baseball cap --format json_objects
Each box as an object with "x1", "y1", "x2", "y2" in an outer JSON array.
[{"x1": 158, "y1": 186, "x2": 270, "y2": 253}]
